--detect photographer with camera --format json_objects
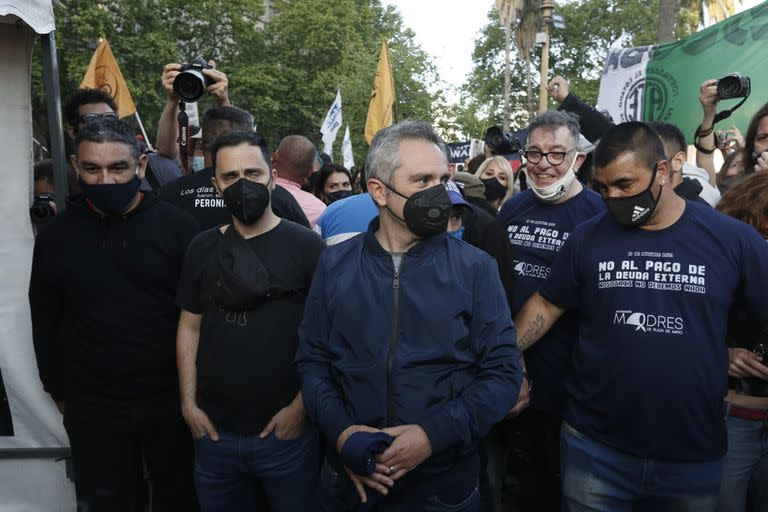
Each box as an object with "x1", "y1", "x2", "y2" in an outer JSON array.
[
  {"x1": 156, "y1": 62, "x2": 309, "y2": 231},
  {"x1": 715, "y1": 172, "x2": 768, "y2": 512},
  {"x1": 156, "y1": 59, "x2": 230, "y2": 165}
]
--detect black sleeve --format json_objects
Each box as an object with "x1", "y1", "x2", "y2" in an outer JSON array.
[
  {"x1": 559, "y1": 92, "x2": 614, "y2": 143},
  {"x1": 476, "y1": 220, "x2": 517, "y2": 315},
  {"x1": 273, "y1": 186, "x2": 310, "y2": 228},
  {"x1": 176, "y1": 233, "x2": 208, "y2": 314},
  {"x1": 29, "y1": 232, "x2": 68, "y2": 400},
  {"x1": 156, "y1": 179, "x2": 180, "y2": 204}
]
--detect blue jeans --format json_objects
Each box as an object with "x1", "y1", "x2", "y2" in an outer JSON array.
[
  {"x1": 193, "y1": 425, "x2": 320, "y2": 512},
  {"x1": 316, "y1": 458, "x2": 480, "y2": 512},
  {"x1": 561, "y1": 422, "x2": 722, "y2": 512},
  {"x1": 716, "y1": 414, "x2": 768, "y2": 512}
]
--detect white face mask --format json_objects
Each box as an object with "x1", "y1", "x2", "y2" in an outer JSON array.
[
  {"x1": 528, "y1": 152, "x2": 578, "y2": 203},
  {"x1": 192, "y1": 156, "x2": 205, "y2": 172}
]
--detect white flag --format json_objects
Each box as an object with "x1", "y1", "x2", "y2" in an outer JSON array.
[
  {"x1": 320, "y1": 90, "x2": 343, "y2": 157},
  {"x1": 342, "y1": 125, "x2": 355, "y2": 170}
]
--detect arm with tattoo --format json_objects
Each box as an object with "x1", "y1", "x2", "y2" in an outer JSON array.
[{"x1": 514, "y1": 292, "x2": 565, "y2": 351}]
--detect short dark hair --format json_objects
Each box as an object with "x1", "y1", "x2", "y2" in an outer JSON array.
[
  {"x1": 466, "y1": 154, "x2": 486, "y2": 175},
  {"x1": 743, "y1": 102, "x2": 768, "y2": 176},
  {"x1": 210, "y1": 130, "x2": 271, "y2": 172},
  {"x1": 75, "y1": 118, "x2": 140, "y2": 161},
  {"x1": 527, "y1": 110, "x2": 581, "y2": 147},
  {"x1": 593, "y1": 122, "x2": 666, "y2": 172},
  {"x1": 313, "y1": 163, "x2": 351, "y2": 199},
  {"x1": 202, "y1": 107, "x2": 255, "y2": 152},
  {"x1": 647, "y1": 121, "x2": 686, "y2": 156},
  {"x1": 64, "y1": 89, "x2": 118, "y2": 126},
  {"x1": 34, "y1": 159, "x2": 54, "y2": 183}
]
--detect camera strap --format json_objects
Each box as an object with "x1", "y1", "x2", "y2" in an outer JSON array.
[
  {"x1": 714, "y1": 96, "x2": 749, "y2": 124},
  {"x1": 177, "y1": 101, "x2": 190, "y2": 175}
]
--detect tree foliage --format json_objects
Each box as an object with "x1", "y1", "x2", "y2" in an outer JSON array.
[
  {"x1": 32, "y1": 0, "x2": 440, "y2": 165},
  {"x1": 456, "y1": 0, "x2": 660, "y2": 138}
]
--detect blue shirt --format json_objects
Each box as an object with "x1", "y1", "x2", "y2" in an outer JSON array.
[
  {"x1": 497, "y1": 188, "x2": 604, "y2": 413},
  {"x1": 313, "y1": 193, "x2": 378, "y2": 245},
  {"x1": 540, "y1": 201, "x2": 768, "y2": 461}
]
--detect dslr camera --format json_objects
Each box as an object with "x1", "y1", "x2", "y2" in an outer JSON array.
[
  {"x1": 484, "y1": 126, "x2": 522, "y2": 156},
  {"x1": 717, "y1": 73, "x2": 751, "y2": 100},
  {"x1": 30, "y1": 193, "x2": 56, "y2": 224},
  {"x1": 173, "y1": 58, "x2": 213, "y2": 103}
]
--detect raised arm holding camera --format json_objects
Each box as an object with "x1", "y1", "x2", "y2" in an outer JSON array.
[{"x1": 156, "y1": 59, "x2": 231, "y2": 163}]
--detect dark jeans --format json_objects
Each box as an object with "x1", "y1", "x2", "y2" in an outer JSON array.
[
  {"x1": 63, "y1": 397, "x2": 197, "y2": 512},
  {"x1": 561, "y1": 422, "x2": 722, "y2": 512},
  {"x1": 716, "y1": 413, "x2": 768, "y2": 512},
  {"x1": 316, "y1": 457, "x2": 480, "y2": 512},
  {"x1": 480, "y1": 409, "x2": 561, "y2": 512},
  {"x1": 193, "y1": 425, "x2": 320, "y2": 512}
]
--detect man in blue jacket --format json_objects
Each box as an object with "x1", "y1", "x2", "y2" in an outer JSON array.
[{"x1": 296, "y1": 121, "x2": 523, "y2": 511}]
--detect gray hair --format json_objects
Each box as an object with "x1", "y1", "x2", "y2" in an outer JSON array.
[
  {"x1": 527, "y1": 110, "x2": 581, "y2": 148},
  {"x1": 365, "y1": 121, "x2": 446, "y2": 184}
]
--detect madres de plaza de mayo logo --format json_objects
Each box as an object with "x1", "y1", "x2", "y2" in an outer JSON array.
[{"x1": 613, "y1": 309, "x2": 684, "y2": 335}]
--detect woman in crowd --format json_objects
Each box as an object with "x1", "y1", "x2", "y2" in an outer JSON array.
[
  {"x1": 715, "y1": 172, "x2": 768, "y2": 512},
  {"x1": 717, "y1": 149, "x2": 745, "y2": 195},
  {"x1": 312, "y1": 163, "x2": 353, "y2": 205},
  {"x1": 474, "y1": 156, "x2": 515, "y2": 211}
]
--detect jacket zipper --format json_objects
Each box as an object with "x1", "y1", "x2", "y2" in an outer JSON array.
[{"x1": 386, "y1": 264, "x2": 401, "y2": 426}]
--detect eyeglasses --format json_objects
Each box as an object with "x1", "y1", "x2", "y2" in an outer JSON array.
[
  {"x1": 76, "y1": 111, "x2": 118, "y2": 125},
  {"x1": 523, "y1": 148, "x2": 576, "y2": 166}
]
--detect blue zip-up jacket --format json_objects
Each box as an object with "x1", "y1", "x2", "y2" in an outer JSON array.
[{"x1": 296, "y1": 218, "x2": 522, "y2": 498}]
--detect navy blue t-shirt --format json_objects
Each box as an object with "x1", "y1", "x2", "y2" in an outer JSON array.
[
  {"x1": 497, "y1": 188, "x2": 604, "y2": 413},
  {"x1": 540, "y1": 201, "x2": 768, "y2": 461}
]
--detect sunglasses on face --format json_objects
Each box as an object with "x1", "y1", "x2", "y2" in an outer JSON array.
[{"x1": 76, "y1": 111, "x2": 118, "y2": 125}]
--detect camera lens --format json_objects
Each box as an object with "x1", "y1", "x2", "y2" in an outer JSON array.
[
  {"x1": 30, "y1": 202, "x2": 54, "y2": 222},
  {"x1": 173, "y1": 69, "x2": 206, "y2": 102}
]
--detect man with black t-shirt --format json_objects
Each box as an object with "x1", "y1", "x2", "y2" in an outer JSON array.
[
  {"x1": 515, "y1": 122, "x2": 768, "y2": 511},
  {"x1": 176, "y1": 130, "x2": 324, "y2": 511},
  {"x1": 491, "y1": 110, "x2": 604, "y2": 512},
  {"x1": 157, "y1": 106, "x2": 309, "y2": 230},
  {"x1": 29, "y1": 118, "x2": 199, "y2": 511}
]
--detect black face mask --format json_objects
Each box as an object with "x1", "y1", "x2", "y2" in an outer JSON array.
[
  {"x1": 221, "y1": 178, "x2": 270, "y2": 225},
  {"x1": 604, "y1": 163, "x2": 662, "y2": 227},
  {"x1": 326, "y1": 189, "x2": 354, "y2": 205},
  {"x1": 384, "y1": 182, "x2": 452, "y2": 238},
  {"x1": 481, "y1": 177, "x2": 507, "y2": 201},
  {"x1": 78, "y1": 174, "x2": 142, "y2": 215}
]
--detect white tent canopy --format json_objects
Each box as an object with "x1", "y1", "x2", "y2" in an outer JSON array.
[{"x1": 0, "y1": 1, "x2": 77, "y2": 509}]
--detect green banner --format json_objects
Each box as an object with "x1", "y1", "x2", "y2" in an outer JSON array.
[{"x1": 644, "y1": 1, "x2": 768, "y2": 143}]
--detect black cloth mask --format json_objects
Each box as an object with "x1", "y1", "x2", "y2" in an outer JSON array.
[
  {"x1": 604, "y1": 163, "x2": 662, "y2": 227},
  {"x1": 481, "y1": 177, "x2": 507, "y2": 201},
  {"x1": 384, "y1": 182, "x2": 452, "y2": 238},
  {"x1": 78, "y1": 175, "x2": 141, "y2": 215},
  {"x1": 222, "y1": 178, "x2": 271, "y2": 225},
  {"x1": 326, "y1": 189, "x2": 354, "y2": 205}
]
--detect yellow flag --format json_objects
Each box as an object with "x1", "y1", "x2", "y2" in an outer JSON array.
[
  {"x1": 365, "y1": 40, "x2": 397, "y2": 145},
  {"x1": 80, "y1": 38, "x2": 137, "y2": 118}
]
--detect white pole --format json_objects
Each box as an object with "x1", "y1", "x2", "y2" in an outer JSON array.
[{"x1": 134, "y1": 111, "x2": 154, "y2": 152}]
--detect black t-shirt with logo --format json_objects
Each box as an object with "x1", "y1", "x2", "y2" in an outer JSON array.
[
  {"x1": 158, "y1": 167, "x2": 309, "y2": 231},
  {"x1": 176, "y1": 220, "x2": 325, "y2": 432}
]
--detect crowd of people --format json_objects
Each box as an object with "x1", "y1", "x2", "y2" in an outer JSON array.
[{"x1": 26, "y1": 61, "x2": 768, "y2": 512}]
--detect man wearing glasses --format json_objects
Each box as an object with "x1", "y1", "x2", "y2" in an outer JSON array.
[
  {"x1": 64, "y1": 88, "x2": 119, "y2": 141},
  {"x1": 64, "y1": 89, "x2": 181, "y2": 192},
  {"x1": 490, "y1": 110, "x2": 603, "y2": 512},
  {"x1": 514, "y1": 122, "x2": 768, "y2": 510}
]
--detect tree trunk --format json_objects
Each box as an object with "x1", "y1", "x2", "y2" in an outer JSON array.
[
  {"x1": 503, "y1": 21, "x2": 511, "y2": 132},
  {"x1": 657, "y1": 0, "x2": 679, "y2": 43},
  {"x1": 525, "y1": 52, "x2": 533, "y2": 121}
]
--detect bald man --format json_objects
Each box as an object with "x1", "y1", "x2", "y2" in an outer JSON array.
[{"x1": 273, "y1": 135, "x2": 327, "y2": 226}]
